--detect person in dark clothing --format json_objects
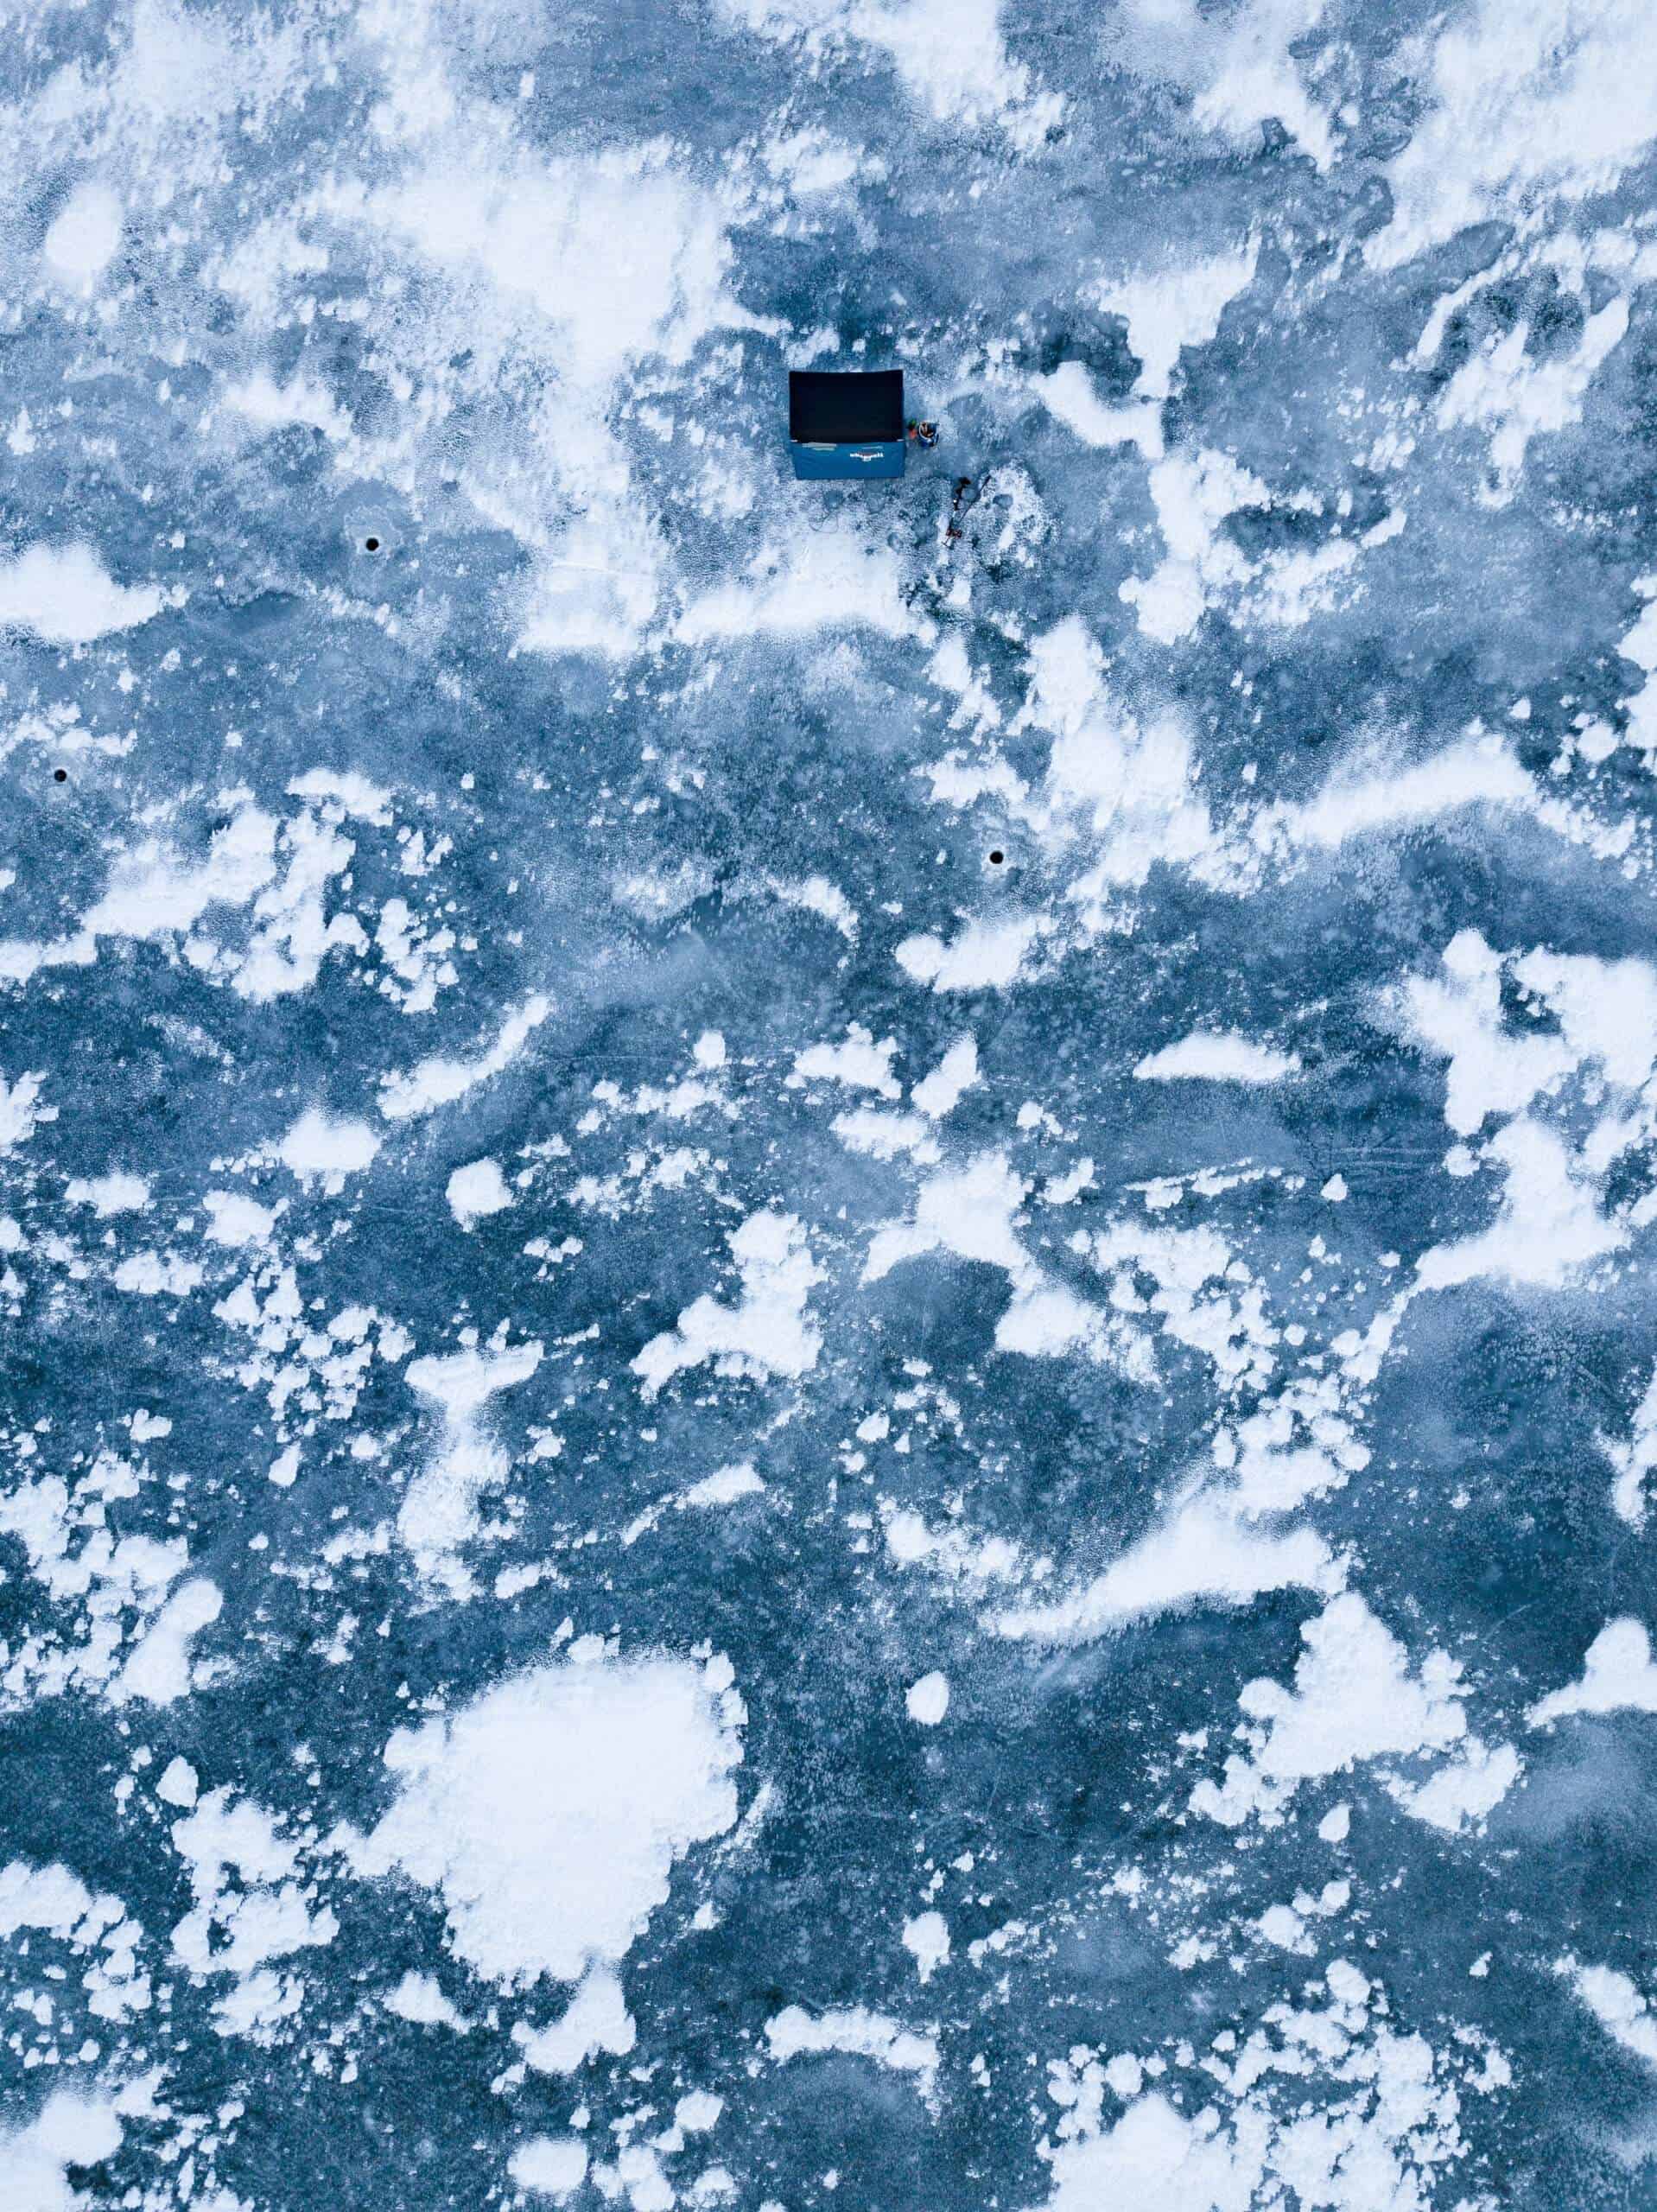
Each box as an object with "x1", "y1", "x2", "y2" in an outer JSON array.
[{"x1": 947, "y1": 474, "x2": 977, "y2": 540}]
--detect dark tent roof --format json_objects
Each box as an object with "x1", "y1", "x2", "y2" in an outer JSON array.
[{"x1": 789, "y1": 369, "x2": 904, "y2": 444}]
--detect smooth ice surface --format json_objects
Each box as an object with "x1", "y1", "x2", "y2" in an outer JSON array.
[{"x1": 5, "y1": 3, "x2": 1657, "y2": 2209}]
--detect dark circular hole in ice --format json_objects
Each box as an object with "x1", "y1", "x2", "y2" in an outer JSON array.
[
  {"x1": 53, "y1": 768, "x2": 67, "y2": 783},
  {"x1": 988, "y1": 849, "x2": 1004, "y2": 865},
  {"x1": 364, "y1": 536, "x2": 380, "y2": 551}
]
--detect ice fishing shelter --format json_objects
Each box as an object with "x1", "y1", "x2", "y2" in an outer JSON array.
[{"x1": 789, "y1": 369, "x2": 905, "y2": 480}]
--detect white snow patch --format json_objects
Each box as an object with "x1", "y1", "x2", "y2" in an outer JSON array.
[
  {"x1": 1372, "y1": 0, "x2": 1657, "y2": 270},
  {"x1": 65, "y1": 1170, "x2": 151, "y2": 1215},
  {"x1": 447, "y1": 1157, "x2": 512, "y2": 1230},
  {"x1": 1032, "y1": 362, "x2": 1163, "y2": 457},
  {"x1": 1385, "y1": 1738, "x2": 1522, "y2": 1834},
  {"x1": 771, "y1": 874, "x2": 859, "y2": 939},
  {"x1": 1133, "y1": 1033, "x2": 1300, "y2": 1084},
  {"x1": 1436, "y1": 296, "x2": 1629, "y2": 504},
  {"x1": 0, "y1": 2090, "x2": 124, "y2": 2212},
  {"x1": 378, "y1": 994, "x2": 551, "y2": 1121},
  {"x1": 1116, "y1": 0, "x2": 1335, "y2": 167},
  {"x1": 911, "y1": 1034, "x2": 979, "y2": 1118},
  {"x1": 1416, "y1": 1115, "x2": 1625, "y2": 1292},
  {"x1": 765, "y1": 2003, "x2": 939, "y2": 2101},
  {"x1": 1190, "y1": 1592, "x2": 1516, "y2": 1830},
  {"x1": 681, "y1": 1462, "x2": 765, "y2": 1508},
  {"x1": 156, "y1": 1757, "x2": 199, "y2": 1809},
  {"x1": 277, "y1": 1107, "x2": 381, "y2": 1190},
  {"x1": 1557, "y1": 1955, "x2": 1657, "y2": 2069},
  {"x1": 994, "y1": 1492, "x2": 1339, "y2": 1645},
  {"x1": 633, "y1": 1210, "x2": 822, "y2": 1398},
  {"x1": 895, "y1": 912, "x2": 1039, "y2": 994},
  {"x1": 510, "y1": 2136, "x2": 590, "y2": 2199},
  {"x1": 1092, "y1": 238, "x2": 1260, "y2": 402},
  {"x1": 1035, "y1": 2089, "x2": 1254, "y2": 2212},
  {"x1": 43, "y1": 181, "x2": 124, "y2": 287},
  {"x1": 902, "y1": 1910, "x2": 950, "y2": 1983},
  {"x1": 721, "y1": 0, "x2": 1062, "y2": 149},
  {"x1": 513, "y1": 1964, "x2": 635, "y2": 2074},
  {"x1": 203, "y1": 1191, "x2": 276, "y2": 1248},
  {"x1": 0, "y1": 543, "x2": 164, "y2": 645},
  {"x1": 223, "y1": 370, "x2": 350, "y2": 443},
  {"x1": 905, "y1": 1670, "x2": 950, "y2": 1725},
  {"x1": 169, "y1": 1787, "x2": 337, "y2": 2037},
  {"x1": 1529, "y1": 1618, "x2": 1657, "y2": 1726},
  {"x1": 1260, "y1": 735, "x2": 1540, "y2": 855},
  {"x1": 349, "y1": 1648, "x2": 743, "y2": 1989},
  {"x1": 111, "y1": 1577, "x2": 222, "y2": 1706},
  {"x1": 384, "y1": 1969, "x2": 469, "y2": 2031},
  {"x1": 286, "y1": 767, "x2": 393, "y2": 823},
  {"x1": 789, "y1": 1026, "x2": 899, "y2": 1098},
  {"x1": 1121, "y1": 448, "x2": 1356, "y2": 645},
  {"x1": 1013, "y1": 614, "x2": 1216, "y2": 918},
  {"x1": 1600, "y1": 1365, "x2": 1657, "y2": 1529},
  {"x1": 865, "y1": 1150, "x2": 1026, "y2": 1284},
  {"x1": 400, "y1": 1336, "x2": 543, "y2": 1586},
  {"x1": 674, "y1": 518, "x2": 918, "y2": 646},
  {"x1": 0, "y1": 1071, "x2": 50, "y2": 1152},
  {"x1": 864, "y1": 1150, "x2": 1122, "y2": 1372}
]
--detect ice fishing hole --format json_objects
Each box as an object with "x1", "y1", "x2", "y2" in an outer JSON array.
[
  {"x1": 364, "y1": 536, "x2": 380, "y2": 551},
  {"x1": 53, "y1": 768, "x2": 67, "y2": 783},
  {"x1": 988, "y1": 849, "x2": 1004, "y2": 865}
]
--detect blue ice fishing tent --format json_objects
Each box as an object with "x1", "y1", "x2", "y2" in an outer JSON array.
[{"x1": 789, "y1": 369, "x2": 905, "y2": 480}]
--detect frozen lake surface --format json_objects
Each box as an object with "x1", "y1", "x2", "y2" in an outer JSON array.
[{"x1": 3, "y1": 2, "x2": 1657, "y2": 2206}]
